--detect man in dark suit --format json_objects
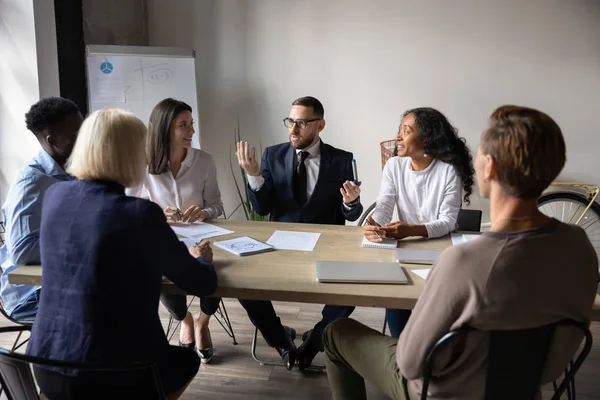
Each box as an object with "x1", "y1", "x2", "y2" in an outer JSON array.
[{"x1": 236, "y1": 96, "x2": 363, "y2": 370}]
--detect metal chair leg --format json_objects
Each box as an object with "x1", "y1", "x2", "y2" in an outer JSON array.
[
  {"x1": 382, "y1": 315, "x2": 388, "y2": 334},
  {"x1": 165, "y1": 296, "x2": 196, "y2": 343},
  {"x1": 569, "y1": 359, "x2": 576, "y2": 400},
  {"x1": 10, "y1": 330, "x2": 30, "y2": 352},
  {"x1": 250, "y1": 327, "x2": 325, "y2": 371},
  {"x1": 164, "y1": 297, "x2": 238, "y2": 346},
  {"x1": 213, "y1": 300, "x2": 237, "y2": 345},
  {"x1": 553, "y1": 359, "x2": 577, "y2": 400}
]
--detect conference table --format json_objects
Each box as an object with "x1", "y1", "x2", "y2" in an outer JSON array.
[{"x1": 7, "y1": 219, "x2": 600, "y2": 321}]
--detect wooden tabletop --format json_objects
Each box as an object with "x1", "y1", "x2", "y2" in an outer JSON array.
[{"x1": 8, "y1": 219, "x2": 600, "y2": 319}]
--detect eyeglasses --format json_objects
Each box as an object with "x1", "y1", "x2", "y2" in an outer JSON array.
[{"x1": 283, "y1": 117, "x2": 321, "y2": 130}]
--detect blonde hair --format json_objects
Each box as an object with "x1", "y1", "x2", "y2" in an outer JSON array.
[{"x1": 68, "y1": 109, "x2": 147, "y2": 187}]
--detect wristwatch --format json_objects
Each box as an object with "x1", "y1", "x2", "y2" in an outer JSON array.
[{"x1": 344, "y1": 198, "x2": 359, "y2": 207}]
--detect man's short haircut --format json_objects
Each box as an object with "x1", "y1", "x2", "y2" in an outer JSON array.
[
  {"x1": 292, "y1": 96, "x2": 324, "y2": 118},
  {"x1": 25, "y1": 97, "x2": 80, "y2": 136},
  {"x1": 481, "y1": 105, "x2": 566, "y2": 199}
]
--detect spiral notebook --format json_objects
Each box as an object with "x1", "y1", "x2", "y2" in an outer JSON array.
[{"x1": 361, "y1": 237, "x2": 398, "y2": 250}]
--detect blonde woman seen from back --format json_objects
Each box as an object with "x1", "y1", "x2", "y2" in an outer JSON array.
[{"x1": 28, "y1": 109, "x2": 217, "y2": 400}]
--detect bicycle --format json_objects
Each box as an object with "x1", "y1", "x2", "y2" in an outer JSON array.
[{"x1": 538, "y1": 182, "x2": 600, "y2": 262}]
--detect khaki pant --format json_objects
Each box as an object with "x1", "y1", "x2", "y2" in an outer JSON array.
[{"x1": 323, "y1": 318, "x2": 412, "y2": 400}]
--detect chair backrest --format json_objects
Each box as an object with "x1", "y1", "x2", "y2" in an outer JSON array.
[
  {"x1": 0, "y1": 221, "x2": 5, "y2": 245},
  {"x1": 420, "y1": 319, "x2": 592, "y2": 400},
  {"x1": 357, "y1": 202, "x2": 377, "y2": 226},
  {"x1": 0, "y1": 346, "x2": 40, "y2": 400},
  {"x1": 456, "y1": 209, "x2": 482, "y2": 232},
  {"x1": 0, "y1": 326, "x2": 167, "y2": 400}
]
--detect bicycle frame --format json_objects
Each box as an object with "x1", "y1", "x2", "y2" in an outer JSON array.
[{"x1": 547, "y1": 182, "x2": 600, "y2": 225}]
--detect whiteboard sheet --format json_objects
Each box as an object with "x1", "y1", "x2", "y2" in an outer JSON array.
[{"x1": 86, "y1": 46, "x2": 200, "y2": 148}]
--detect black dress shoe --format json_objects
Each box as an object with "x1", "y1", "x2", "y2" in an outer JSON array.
[
  {"x1": 178, "y1": 340, "x2": 195, "y2": 350},
  {"x1": 275, "y1": 344, "x2": 296, "y2": 370},
  {"x1": 297, "y1": 329, "x2": 319, "y2": 371},
  {"x1": 274, "y1": 325, "x2": 297, "y2": 370}
]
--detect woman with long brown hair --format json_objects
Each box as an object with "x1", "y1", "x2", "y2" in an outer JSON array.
[{"x1": 128, "y1": 98, "x2": 223, "y2": 363}]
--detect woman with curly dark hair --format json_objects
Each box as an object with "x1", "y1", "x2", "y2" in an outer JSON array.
[{"x1": 364, "y1": 107, "x2": 474, "y2": 338}]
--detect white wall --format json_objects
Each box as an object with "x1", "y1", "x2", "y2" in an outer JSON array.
[
  {"x1": 0, "y1": 0, "x2": 59, "y2": 204},
  {"x1": 147, "y1": 0, "x2": 600, "y2": 222}
]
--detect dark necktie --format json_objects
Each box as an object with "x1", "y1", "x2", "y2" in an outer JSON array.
[{"x1": 293, "y1": 151, "x2": 310, "y2": 205}]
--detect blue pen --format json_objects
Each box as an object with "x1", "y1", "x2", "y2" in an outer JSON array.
[{"x1": 352, "y1": 159, "x2": 358, "y2": 184}]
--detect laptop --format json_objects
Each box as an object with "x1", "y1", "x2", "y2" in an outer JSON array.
[
  {"x1": 315, "y1": 261, "x2": 408, "y2": 284},
  {"x1": 396, "y1": 248, "x2": 441, "y2": 265}
]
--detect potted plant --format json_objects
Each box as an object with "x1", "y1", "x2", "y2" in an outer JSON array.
[{"x1": 229, "y1": 121, "x2": 269, "y2": 221}]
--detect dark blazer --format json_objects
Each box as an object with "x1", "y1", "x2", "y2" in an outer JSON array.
[
  {"x1": 248, "y1": 141, "x2": 363, "y2": 224},
  {"x1": 27, "y1": 179, "x2": 217, "y2": 368}
]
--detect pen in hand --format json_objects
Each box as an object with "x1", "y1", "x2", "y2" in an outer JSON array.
[{"x1": 365, "y1": 216, "x2": 382, "y2": 239}]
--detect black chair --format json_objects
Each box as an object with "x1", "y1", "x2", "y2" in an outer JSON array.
[
  {"x1": 0, "y1": 221, "x2": 5, "y2": 245},
  {"x1": 0, "y1": 298, "x2": 33, "y2": 352},
  {"x1": 420, "y1": 319, "x2": 593, "y2": 400},
  {"x1": 0, "y1": 326, "x2": 166, "y2": 400},
  {"x1": 455, "y1": 209, "x2": 483, "y2": 232},
  {"x1": 357, "y1": 202, "x2": 377, "y2": 226}
]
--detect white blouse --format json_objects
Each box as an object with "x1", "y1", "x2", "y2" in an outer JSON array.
[
  {"x1": 127, "y1": 148, "x2": 224, "y2": 220},
  {"x1": 370, "y1": 156, "x2": 461, "y2": 239}
]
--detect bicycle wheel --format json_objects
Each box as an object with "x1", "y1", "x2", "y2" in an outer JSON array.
[{"x1": 538, "y1": 192, "x2": 600, "y2": 261}]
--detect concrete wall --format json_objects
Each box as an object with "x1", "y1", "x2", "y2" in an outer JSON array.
[
  {"x1": 0, "y1": 0, "x2": 60, "y2": 204},
  {"x1": 148, "y1": 0, "x2": 600, "y2": 221},
  {"x1": 82, "y1": 0, "x2": 148, "y2": 45}
]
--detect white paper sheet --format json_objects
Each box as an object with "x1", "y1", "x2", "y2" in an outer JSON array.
[
  {"x1": 180, "y1": 238, "x2": 197, "y2": 248},
  {"x1": 87, "y1": 56, "x2": 125, "y2": 103},
  {"x1": 451, "y1": 233, "x2": 481, "y2": 246},
  {"x1": 412, "y1": 268, "x2": 431, "y2": 280},
  {"x1": 170, "y1": 223, "x2": 234, "y2": 241},
  {"x1": 214, "y1": 236, "x2": 274, "y2": 256},
  {"x1": 266, "y1": 230, "x2": 322, "y2": 251}
]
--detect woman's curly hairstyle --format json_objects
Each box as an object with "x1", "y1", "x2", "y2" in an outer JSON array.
[{"x1": 398, "y1": 107, "x2": 475, "y2": 205}]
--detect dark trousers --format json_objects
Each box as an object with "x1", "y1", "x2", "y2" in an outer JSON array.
[
  {"x1": 239, "y1": 300, "x2": 354, "y2": 351},
  {"x1": 385, "y1": 308, "x2": 412, "y2": 338},
  {"x1": 34, "y1": 345, "x2": 200, "y2": 399},
  {"x1": 160, "y1": 294, "x2": 221, "y2": 321}
]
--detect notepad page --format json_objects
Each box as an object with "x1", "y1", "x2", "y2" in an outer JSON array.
[
  {"x1": 214, "y1": 236, "x2": 273, "y2": 256},
  {"x1": 361, "y1": 237, "x2": 398, "y2": 249}
]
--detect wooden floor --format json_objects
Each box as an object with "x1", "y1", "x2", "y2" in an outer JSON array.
[{"x1": 1, "y1": 298, "x2": 599, "y2": 399}]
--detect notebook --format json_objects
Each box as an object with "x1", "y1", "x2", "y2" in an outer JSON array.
[
  {"x1": 361, "y1": 237, "x2": 398, "y2": 249},
  {"x1": 213, "y1": 236, "x2": 274, "y2": 256},
  {"x1": 315, "y1": 261, "x2": 408, "y2": 284},
  {"x1": 396, "y1": 248, "x2": 441, "y2": 265}
]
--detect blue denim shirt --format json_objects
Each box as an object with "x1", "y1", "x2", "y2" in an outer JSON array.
[{"x1": 0, "y1": 150, "x2": 72, "y2": 315}]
